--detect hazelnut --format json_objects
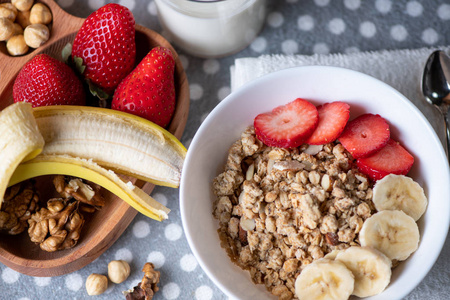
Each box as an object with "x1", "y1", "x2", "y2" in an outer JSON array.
[
  {"x1": 0, "y1": 3, "x2": 18, "y2": 15},
  {"x1": 0, "y1": 6, "x2": 16, "y2": 22},
  {"x1": 29, "y1": 3, "x2": 51, "y2": 25},
  {"x1": 16, "y1": 10, "x2": 30, "y2": 28},
  {"x1": 9, "y1": 23, "x2": 23, "y2": 37},
  {"x1": 7, "y1": 34, "x2": 28, "y2": 56},
  {"x1": 12, "y1": 0, "x2": 34, "y2": 12},
  {"x1": 85, "y1": 273, "x2": 108, "y2": 296},
  {"x1": 0, "y1": 17, "x2": 14, "y2": 41},
  {"x1": 108, "y1": 260, "x2": 131, "y2": 284},
  {"x1": 24, "y1": 23, "x2": 49, "y2": 48}
]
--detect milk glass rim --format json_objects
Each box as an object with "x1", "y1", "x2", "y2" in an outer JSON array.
[{"x1": 157, "y1": 0, "x2": 260, "y2": 19}]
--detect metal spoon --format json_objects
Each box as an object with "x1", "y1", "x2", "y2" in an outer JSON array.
[{"x1": 422, "y1": 50, "x2": 450, "y2": 163}]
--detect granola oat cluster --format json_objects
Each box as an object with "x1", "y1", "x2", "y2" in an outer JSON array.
[{"x1": 213, "y1": 127, "x2": 376, "y2": 300}]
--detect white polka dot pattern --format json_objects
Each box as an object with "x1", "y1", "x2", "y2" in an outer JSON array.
[
  {"x1": 114, "y1": 248, "x2": 133, "y2": 263},
  {"x1": 65, "y1": 273, "x2": 83, "y2": 291},
  {"x1": 147, "y1": 251, "x2": 166, "y2": 269},
  {"x1": 180, "y1": 254, "x2": 198, "y2": 272},
  {"x1": 5, "y1": 1, "x2": 450, "y2": 299},
  {"x1": 132, "y1": 220, "x2": 150, "y2": 238},
  {"x1": 162, "y1": 282, "x2": 180, "y2": 299},
  {"x1": 164, "y1": 223, "x2": 183, "y2": 241}
]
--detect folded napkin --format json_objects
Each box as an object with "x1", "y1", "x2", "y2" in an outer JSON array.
[{"x1": 231, "y1": 47, "x2": 450, "y2": 147}]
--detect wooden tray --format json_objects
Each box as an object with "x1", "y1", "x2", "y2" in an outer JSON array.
[{"x1": 0, "y1": 0, "x2": 189, "y2": 277}]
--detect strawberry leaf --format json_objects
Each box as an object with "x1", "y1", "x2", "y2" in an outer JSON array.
[
  {"x1": 61, "y1": 43, "x2": 73, "y2": 64},
  {"x1": 73, "y1": 56, "x2": 86, "y2": 75},
  {"x1": 87, "y1": 80, "x2": 110, "y2": 106}
]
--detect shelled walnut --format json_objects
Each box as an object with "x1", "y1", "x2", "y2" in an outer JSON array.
[
  {"x1": 0, "y1": 180, "x2": 39, "y2": 235},
  {"x1": 53, "y1": 175, "x2": 105, "y2": 211},
  {"x1": 123, "y1": 263, "x2": 160, "y2": 300},
  {"x1": 26, "y1": 176, "x2": 106, "y2": 252},
  {"x1": 28, "y1": 198, "x2": 85, "y2": 252}
]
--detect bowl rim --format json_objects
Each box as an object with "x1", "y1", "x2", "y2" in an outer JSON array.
[{"x1": 180, "y1": 65, "x2": 450, "y2": 300}]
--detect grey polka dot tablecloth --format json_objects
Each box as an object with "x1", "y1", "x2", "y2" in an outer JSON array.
[{"x1": 1, "y1": 0, "x2": 450, "y2": 299}]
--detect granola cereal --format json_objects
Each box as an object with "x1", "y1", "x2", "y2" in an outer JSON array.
[{"x1": 212, "y1": 127, "x2": 376, "y2": 299}]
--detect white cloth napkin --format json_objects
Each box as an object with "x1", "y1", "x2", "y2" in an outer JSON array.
[{"x1": 231, "y1": 47, "x2": 450, "y2": 147}]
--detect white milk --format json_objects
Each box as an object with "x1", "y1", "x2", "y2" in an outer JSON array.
[{"x1": 155, "y1": 0, "x2": 267, "y2": 58}]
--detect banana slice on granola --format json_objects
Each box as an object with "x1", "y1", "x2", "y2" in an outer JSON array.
[
  {"x1": 372, "y1": 174, "x2": 427, "y2": 221},
  {"x1": 294, "y1": 258, "x2": 354, "y2": 300},
  {"x1": 336, "y1": 246, "x2": 392, "y2": 297},
  {"x1": 359, "y1": 210, "x2": 419, "y2": 261}
]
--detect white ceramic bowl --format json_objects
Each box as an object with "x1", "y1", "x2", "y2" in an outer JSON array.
[{"x1": 180, "y1": 66, "x2": 450, "y2": 300}]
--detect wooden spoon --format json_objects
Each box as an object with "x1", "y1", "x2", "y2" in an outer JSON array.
[{"x1": 0, "y1": 0, "x2": 189, "y2": 277}]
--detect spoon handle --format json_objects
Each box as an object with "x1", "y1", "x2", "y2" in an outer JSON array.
[{"x1": 444, "y1": 106, "x2": 450, "y2": 165}]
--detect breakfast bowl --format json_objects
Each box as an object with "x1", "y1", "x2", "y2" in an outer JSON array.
[
  {"x1": 180, "y1": 66, "x2": 450, "y2": 299},
  {"x1": 0, "y1": 0, "x2": 189, "y2": 276}
]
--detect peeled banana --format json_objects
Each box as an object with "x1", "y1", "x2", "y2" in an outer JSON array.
[
  {"x1": 294, "y1": 258, "x2": 355, "y2": 300},
  {"x1": 359, "y1": 210, "x2": 419, "y2": 261},
  {"x1": 336, "y1": 246, "x2": 391, "y2": 297},
  {"x1": 9, "y1": 155, "x2": 170, "y2": 221},
  {"x1": 33, "y1": 105, "x2": 186, "y2": 188},
  {"x1": 372, "y1": 174, "x2": 427, "y2": 221},
  {"x1": 0, "y1": 102, "x2": 44, "y2": 209}
]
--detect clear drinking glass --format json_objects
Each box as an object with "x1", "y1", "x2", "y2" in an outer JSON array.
[{"x1": 155, "y1": 0, "x2": 267, "y2": 58}]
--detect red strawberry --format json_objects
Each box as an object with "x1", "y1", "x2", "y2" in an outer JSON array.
[
  {"x1": 356, "y1": 139, "x2": 414, "y2": 181},
  {"x1": 71, "y1": 3, "x2": 136, "y2": 95},
  {"x1": 111, "y1": 46, "x2": 176, "y2": 128},
  {"x1": 338, "y1": 113, "x2": 390, "y2": 158},
  {"x1": 13, "y1": 54, "x2": 85, "y2": 107},
  {"x1": 307, "y1": 101, "x2": 350, "y2": 145},
  {"x1": 254, "y1": 98, "x2": 319, "y2": 148}
]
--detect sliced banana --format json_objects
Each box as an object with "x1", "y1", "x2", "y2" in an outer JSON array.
[
  {"x1": 0, "y1": 102, "x2": 44, "y2": 209},
  {"x1": 336, "y1": 246, "x2": 391, "y2": 297},
  {"x1": 359, "y1": 210, "x2": 419, "y2": 261},
  {"x1": 373, "y1": 174, "x2": 427, "y2": 221},
  {"x1": 323, "y1": 249, "x2": 342, "y2": 260},
  {"x1": 294, "y1": 259, "x2": 354, "y2": 300}
]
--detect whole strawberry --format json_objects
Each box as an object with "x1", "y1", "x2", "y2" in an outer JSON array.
[
  {"x1": 71, "y1": 3, "x2": 136, "y2": 96},
  {"x1": 111, "y1": 46, "x2": 176, "y2": 128},
  {"x1": 13, "y1": 54, "x2": 85, "y2": 107}
]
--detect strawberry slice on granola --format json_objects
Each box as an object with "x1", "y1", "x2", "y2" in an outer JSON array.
[
  {"x1": 356, "y1": 139, "x2": 414, "y2": 181},
  {"x1": 254, "y1": 98, "x2": 319, "y2": 148},
  {"x1": 338, "y1": 113, "x2": 390, "y2": 158},
  {"x1": 307, "y1": 101, "x2": 350, "y2": 145}
]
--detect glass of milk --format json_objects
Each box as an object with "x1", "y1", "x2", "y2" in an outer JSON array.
[{"x1": 155, "y1": 0, "x2": 267, "y2": 58}]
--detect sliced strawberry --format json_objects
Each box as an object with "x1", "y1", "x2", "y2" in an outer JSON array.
[
  {"x1": 356, "y1": 139, "x2": 414, "y2": 181},
  {"x1": 338, "y1": 113, "x2": 390, "y2": 158},
  {"x1": 254, "y1": 98, "x2": 319, "y2": 148},
  {"x1": 306, "y1": 101, "x2": 350, "y2": 145}
]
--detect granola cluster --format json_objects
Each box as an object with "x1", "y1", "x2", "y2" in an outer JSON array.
[{"x1": 212, "y1": 127, "x2": 376, "y2": 300}]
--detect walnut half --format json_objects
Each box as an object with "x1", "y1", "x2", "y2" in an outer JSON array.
[
  {"x1": 0, "y1": 180, "x2": 39, "y2": 235},
  {"x1": 28, "y1": 199, "x2": 85, "y2": 252},
  {"x1": 123, "y1": 263, "x2": 160, "y2": 300}
]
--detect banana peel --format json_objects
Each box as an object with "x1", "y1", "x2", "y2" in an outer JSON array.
[
  {"x1": 9, "y1": 155, "x2": 170, "y2": 221},
  {"x1": 0, "y1": 103, "x2": 44, "y2": 209},
  {"x1": 34, "y1": 105, "x2": 186, "y2": 188},
  {"x1": 1, "y1": 104, "x2": 185, "y2": 221}
]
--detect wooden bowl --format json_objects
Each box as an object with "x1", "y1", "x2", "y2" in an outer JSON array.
[{"x1": 0, "y1": 0, "x2": 189, "y2": 277}]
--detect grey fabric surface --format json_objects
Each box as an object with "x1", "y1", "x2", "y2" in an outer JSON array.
[{"x1": 1, "y1": 0, "x2": 449, "y2": 299}]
